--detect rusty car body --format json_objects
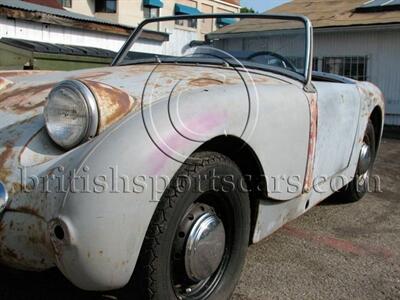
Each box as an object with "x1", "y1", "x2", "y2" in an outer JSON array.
[{"x1": 0, "y1": 14, "x2": 384, "y2": 299}]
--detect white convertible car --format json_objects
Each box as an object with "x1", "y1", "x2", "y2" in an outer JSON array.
[{"x1": 0, "y1": 14, "x2": 384, "y2": 299}]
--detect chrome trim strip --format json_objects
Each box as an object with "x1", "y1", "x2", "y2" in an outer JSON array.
[{"x1": 304, "y1": 18, "x2": 314, "y2": 88}]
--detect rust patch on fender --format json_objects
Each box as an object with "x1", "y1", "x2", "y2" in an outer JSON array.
[
  {"x1": 73, "y1": 71, "x2": 112, "y2": 81},
  {"x1": 0, "y1": 214, "x2": 54, "y2": 270},
  {"x1": 0, "y1": 77, "x2": 13, "y2": 91},
  {"x1": 189, "y1": 78, "x2": 224, "y2": 87},
  {"x1": 357, "y1": 82, "x2": 385, "y2": 120},
  {"x1": 0, "y1": 71, "x2": 52, "y2": 79},
  {"x1": 0, "y1": 142, "x2": 14, "y2": 183},
  {"x1": 0, "y1": 83, "x2": 55, "y2": 114},
  {"x1": 83, "y1": 80, "x2": 139, "y2": 132},
  {"x1": 304, "y1": 92, "x2": 318, "y2": 192},
  {"x1": 6, "y1": 206, "x2": 43, "y2": 220},
  {"x1": 0, "y1": 71, "x2": 29, "y2": 78}
]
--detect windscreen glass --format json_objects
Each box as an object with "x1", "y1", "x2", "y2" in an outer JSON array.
[{"x1": 117, "y1": 16, "x2": 308, "y2": 78}]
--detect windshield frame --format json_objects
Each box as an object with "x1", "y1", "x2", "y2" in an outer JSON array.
[{"x1": 112, "y1": 13, "x2": 313, "y2": 86}]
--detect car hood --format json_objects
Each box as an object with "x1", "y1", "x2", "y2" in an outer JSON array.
[
  {"x1": 0, "y1": 64, "x2": 284, "y2": 186},
  {"x1": 0, "y1": 64, "x2": 285, "y2": 129}
]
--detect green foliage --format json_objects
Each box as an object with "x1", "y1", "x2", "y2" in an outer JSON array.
[{"x1": 240, "y1": 7, "x2": 256, "y2": 13}]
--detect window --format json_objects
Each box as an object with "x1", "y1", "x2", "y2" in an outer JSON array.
[
  {"x1": 95, "y1": 0, "x2": 117, "y2": 13},
  {"x1": 322, "y1": 56, "x2": 368, "y2": 81},
  {"x1": 57, "y1": 0, "x2": 71, "y2": 7},
  {"x1": 144, "y1": 6, "x2": 160, "y2": 18},
  {"x1": 174, "y1": 4, "x2": 200, "y2": 28},
  {"x1": 175, "y1": 19, "x2": 197, "y2": 28}
]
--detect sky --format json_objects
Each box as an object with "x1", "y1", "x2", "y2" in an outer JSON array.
[{"x1": 240, "y1": 0, "x2": 291, "y2": 12}]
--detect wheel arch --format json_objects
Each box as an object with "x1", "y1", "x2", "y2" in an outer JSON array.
[
  {"x1": 195, "y1": 135, "x2": 267, "y2": 244},
  {"x1": 370, "y1": 105, "x2": 383, "y2": 151}
]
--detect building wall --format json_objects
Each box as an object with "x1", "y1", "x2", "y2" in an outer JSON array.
[
  {"x1": 313, "y1": 26, "x2": 400, "y2": 125},
  {"x1": 0, "y1": 15, "x2": 128, "y2": 52},
  {"x1": 0, "y1": 15, "x2": 197, "y2": 65},
  {"x1": 65, "y1": 0, "x2": 240, "y2": 27},
  {"x1": 0, "y1": 0, "x2": 240, "y2": 58},
  {"x1": 68, "y1": 0, "x2": 94, "y2": 15},
  {"x1": 115, "y1": 0, "x2": 147, "y2": 27}
]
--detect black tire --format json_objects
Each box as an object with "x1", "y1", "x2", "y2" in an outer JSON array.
[
  {"x1": 339, "y1": 120, "x2": 376, "y2": 202},
  {"x1": 131, "y1": 151, "x2": 250, "y2": 300}
]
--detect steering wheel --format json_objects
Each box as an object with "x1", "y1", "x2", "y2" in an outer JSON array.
[{"x1": 246, "y1": 51, "x2": 296, "y2": 72}]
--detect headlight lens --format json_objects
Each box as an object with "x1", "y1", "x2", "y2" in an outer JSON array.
[{"x1": 44, "y1": 80, "x2": 98, "y2": 149}]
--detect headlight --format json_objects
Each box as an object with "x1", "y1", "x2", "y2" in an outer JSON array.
[{"x1": 44, "y1": 80, "x2": 99, "y2": 149}]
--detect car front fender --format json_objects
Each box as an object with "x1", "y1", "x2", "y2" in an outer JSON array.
[{"x1": 53, "y1": 84, "x2": 253, "y2": 290}]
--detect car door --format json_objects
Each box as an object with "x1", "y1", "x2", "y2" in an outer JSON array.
[
  {"x1": 312, "y1": 81, "x2": 361, "y2": 182},
  {"x1": 246, "y1": 81, "x2": 312, "y2": 201}
]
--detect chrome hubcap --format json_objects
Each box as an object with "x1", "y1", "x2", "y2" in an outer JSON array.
[
  {"x1": 358, "y1": 170, "x2": 370, "y2": 186},
  {"x1": 172, "y1": 202, "x2": 227, "y2": 297},
  {"x1": 358, "y1": 142, "x2": 371, "y2": 175},
  {"x1": 185, "y1": 211, "x2": 226, "y2": 282}
]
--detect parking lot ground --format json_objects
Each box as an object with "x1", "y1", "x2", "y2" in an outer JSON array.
[{"x1": 0, "y1": 139, "x2": 399, "y2": 300}]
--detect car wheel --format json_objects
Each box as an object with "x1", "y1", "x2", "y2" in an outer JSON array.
[
  {"x1": 339, "y1": 120, "x2": 376, "y2": 202},
  {"x1": 133, "y1": 151, "x2": 250, "y2": 300}
]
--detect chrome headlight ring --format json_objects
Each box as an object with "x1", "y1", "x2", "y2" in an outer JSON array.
[{"x1": 44, "y1": 80, "x2": 99, "y2": 150}]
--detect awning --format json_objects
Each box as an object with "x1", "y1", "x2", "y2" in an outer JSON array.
[
  {"x1": 174, "y1": 3, "x2": 201, "y2": 15},
  {"x1": 217, "y1": 18, "x2": 237, "y2": 26},
  {"x1": 143, "y1": 0, "x2": 163, "y2": 8}
]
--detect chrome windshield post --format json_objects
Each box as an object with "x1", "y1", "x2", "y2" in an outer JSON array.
[{"x1": 304, "y1": 17, "x2": 315, "y2": 92}]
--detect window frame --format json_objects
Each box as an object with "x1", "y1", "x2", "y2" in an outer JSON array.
[
  {"x1": 144, "y1": 6, "x2": 160, "y2": 19},
  {"x1": 322, "y1": 56, "x2": 368, "y2": 81},
  {"x1": 175, "y1": 18, "x2": 197, "y2": 28},
  {"x1": 58, "y1": 0, "x2": 72, "y2": 8},
  {"x1": 95, "y1": 0, "x2": 117, "y2": 14}
]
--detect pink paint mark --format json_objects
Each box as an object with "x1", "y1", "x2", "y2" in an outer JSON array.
[
  {"x1": 148, "y1": 111, "x2": 227, "y2": 175},
  {"x1": 148, "y1": 132, "x2": 188, "y2": 175},
  {"x1": 282, "y1": 225, "x2": 394, "y2": 259},
  {"x1": 178, "y1": 111, "x2": 228, "y2": 139}
]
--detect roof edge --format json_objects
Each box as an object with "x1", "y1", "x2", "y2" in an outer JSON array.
[
  {"x1": 0, "y1": 0, "x2": 130, "y2": 27},
  {"x1": 0, "y1": 5, "x2": 168, "y2": 41},
  {"x1": 313, "y1": 22, "x2": 400, "y2": 31}
]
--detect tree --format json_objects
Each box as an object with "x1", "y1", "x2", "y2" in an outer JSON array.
[{"x1": 240, "y1": 7, "x2": 256, "y2": 13}]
